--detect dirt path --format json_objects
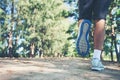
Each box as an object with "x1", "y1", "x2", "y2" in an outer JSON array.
[{"x1": 0, "y1": 57, "x2": 120, "y2": 80}]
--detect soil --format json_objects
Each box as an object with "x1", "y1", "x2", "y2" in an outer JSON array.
[{"x1": 0, "y1": 57, "x2": 120, "y2": 80}]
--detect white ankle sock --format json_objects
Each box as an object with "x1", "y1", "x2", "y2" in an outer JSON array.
[{"x1": 93, "y1": 49, "x2": 101, "y2": 60}]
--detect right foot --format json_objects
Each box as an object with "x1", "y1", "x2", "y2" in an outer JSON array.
[
  {"x1": 91, "y1": 58, "x2": 104, "y2": 71},
  {"x1": 76, "y1": 20, "x2": 91, "y2": 57}
]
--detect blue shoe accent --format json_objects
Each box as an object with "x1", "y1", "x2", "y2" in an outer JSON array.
[{"x1": 76, "y1": 19, "x2": 91, "y2": 57}]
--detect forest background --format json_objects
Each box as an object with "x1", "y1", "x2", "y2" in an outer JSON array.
[{"x1": 0, "y1": 0, "x2": 120, "y2": 61}]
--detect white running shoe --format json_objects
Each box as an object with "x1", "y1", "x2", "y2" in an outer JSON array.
[{"x1": 91, "y1": 58, "x2": 104, "y2": 71}]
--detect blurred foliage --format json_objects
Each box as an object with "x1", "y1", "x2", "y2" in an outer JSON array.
[
  {"x1": 0, "y1": 0, "x2": 120, "y2": 58},
  {"x1": 0, "y1": 0, "x2": 70, "y2": 57}
]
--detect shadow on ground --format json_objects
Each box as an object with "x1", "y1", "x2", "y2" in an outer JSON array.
[{"x1": 0, "y1": 58, "x2": 120, "y2": 80}]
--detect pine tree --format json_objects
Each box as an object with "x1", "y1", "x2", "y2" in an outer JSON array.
[{"x1": 16, "y1": 0, "x2": 70, "y2": 57}]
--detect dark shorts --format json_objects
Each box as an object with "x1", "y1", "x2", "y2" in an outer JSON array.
[{"x1": 78, "y1": 0, "x2": 112, "y2": 20}]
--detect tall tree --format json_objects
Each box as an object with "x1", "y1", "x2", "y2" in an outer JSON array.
[{"x1": 16, "y1": 0, "x2": 70, "y2": 57}]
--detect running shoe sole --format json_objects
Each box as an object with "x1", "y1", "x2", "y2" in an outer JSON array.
[
  {"x1": 91, "y1": 67, "x2": 104, "y2": 71},
  {"x1": 76, "y1": 20, "x2": 91, "y2": 57}
]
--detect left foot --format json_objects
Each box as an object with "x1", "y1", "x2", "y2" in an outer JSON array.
[{"x1": 76, "y1": 19, "x2": 91, "y2": 57}]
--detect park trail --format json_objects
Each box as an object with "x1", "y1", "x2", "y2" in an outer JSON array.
[{"x1": 0, "y1": 57, "x2": 120, "y2": 80}]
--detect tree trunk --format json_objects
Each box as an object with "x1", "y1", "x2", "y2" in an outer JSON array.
[
  {"x1": 114, "y1": 40, "x2": 120, "y2": 63},
  {"x1": 30, "y1": 43, "x2": 35, "y2": 58},
  {"x1": 111, "y1": 38, "x2": 114, "y2": 62},
  {"x1": 8, "y1": 31, "x2": 13, "y2": 58},
  {"x1": 119, "y1": 46, "x2": 120, "y2": 63},
  {"x1": 111, "y1": 26, "x2": 115, "y2": 62}
]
